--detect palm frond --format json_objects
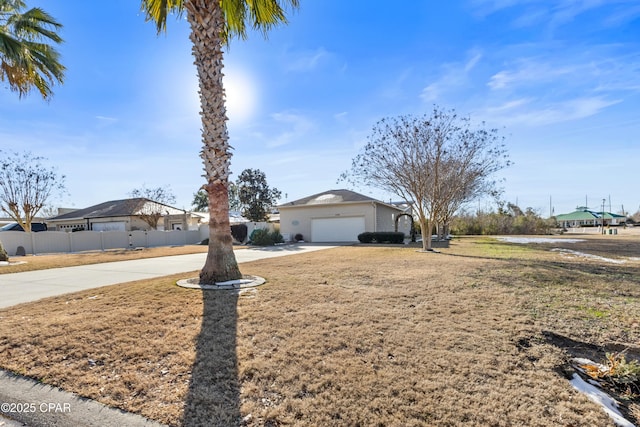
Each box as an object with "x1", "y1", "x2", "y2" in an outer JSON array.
[
  {"x1": 140, "y1": 0, "x2": 184, "y2": 34},
  {"x1": 0, "y1": 0, "x2": 64, "y2": 99}
]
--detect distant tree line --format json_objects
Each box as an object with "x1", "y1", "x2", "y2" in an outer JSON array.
[{"x1": 449, "y1": 202, "x2": 553, "y2": 235}]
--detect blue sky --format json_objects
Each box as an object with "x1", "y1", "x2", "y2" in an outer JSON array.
[{"x1": 2, "y1": 0, "x2": 639, "y2": 216}]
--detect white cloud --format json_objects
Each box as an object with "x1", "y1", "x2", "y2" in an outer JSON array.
[
  {"x1": 485, "y1": 98, "x2": 533, "y2": 113},
  {"x1": 603, "y1": 5, "x2": 640, "y2": 26},
  {"x1": 420, "y1": 50, "x2": 484, "y2": 101},
  {"x1": 94, "y1": 115, "x2": 119, "y2": 130},
  {"x1": 465, "y1": 51, "x2": 483, "y2": 72},
  {"x1": 95, "y1": 115, "x2": 117, "y2": 123},
  {"x1": 284, "y1": 47, "x2": 331, "y2": 72},
  {"x1": 266, "y1": 112, "x2": 315, "y2": 148},
  {"x1": 470, "y1": 0, "x2": 635, "y2": 32},
  {"x1": 486, "y1": 51, "x2": 640, "y2": 97},
  {"x1": 488, "y1": 59, "x2": 575, "y2": 90},
  {"x1": 485, "y1": 96, "x2": 620, "y2": 126},
  {"x1": 333, "y1": 111, "x2": 349, "y2": 124}
]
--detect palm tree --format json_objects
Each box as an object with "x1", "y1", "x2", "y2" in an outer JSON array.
[
  {"x1": 141, "y1": 0, "x2": 299, "y2": 284},
  {"x1": 0, "y1": 0, "x2": 65, "y2": 99}
]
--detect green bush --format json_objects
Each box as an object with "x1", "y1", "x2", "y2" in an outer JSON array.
[
  {"x1": 270, "y1": 229, "x2": 284, "y2": 244},
  {"x1": 358, "y1": 232, "x2": 374, "y2": 243},
  {"x1": 250, "y1": 228, "x2": 283, "y2": 246},
  {"x1": 358, "y1": 232, "x2": 405, "y2": 244}
]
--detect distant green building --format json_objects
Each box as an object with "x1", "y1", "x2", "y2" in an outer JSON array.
[{"x1": 555, "y1": 208, "x2": 627, "y2": 228}]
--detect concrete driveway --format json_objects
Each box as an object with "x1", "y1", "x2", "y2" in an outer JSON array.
[{"x1": 0, "y1": 244, "x2": 338, "y2": 309}]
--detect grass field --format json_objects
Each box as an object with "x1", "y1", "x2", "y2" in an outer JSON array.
[{"x1": 0, "y1": 236, "x2": 638, "y2": 426}]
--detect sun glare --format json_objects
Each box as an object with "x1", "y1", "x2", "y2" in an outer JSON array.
[{"x1": 223, "y1": 68, "x2": 258, "y2": 125}]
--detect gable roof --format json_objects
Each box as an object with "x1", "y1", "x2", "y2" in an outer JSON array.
[
  {"x1": 280, "y1": 189, "x2": 378, "y2": 207},
  {"x1": 555, "y1": 209, "x2": 627, "y2": 221},
  {"x1": 279, "y1": 189, "x2": 405, "y2": 212},
  {"x1": 555, "y1": 210, "x2": 598, "y2": 221},
  {"x1": 48, "y1": 198, "x2": 176, "y2": 221}
]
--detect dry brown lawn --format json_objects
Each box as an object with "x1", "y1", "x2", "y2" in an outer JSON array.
[
  {"x1": 0, "y1": 236, "x2": 638, "y2": 426},
  {"x1": 0, "y1": 245, "x2": 212, "y2": 274}
]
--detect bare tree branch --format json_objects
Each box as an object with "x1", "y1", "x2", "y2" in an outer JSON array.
[
  {"x1": 0, "y1": 150, "x2": 65, "y2": 231},
  {"x1": 341, "y1": 106, "x2": 511, "y2": 250}
]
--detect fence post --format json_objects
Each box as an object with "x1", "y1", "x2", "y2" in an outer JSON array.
[{"x1": 30, "y1": 232, "x2": 36, "y2": 255}]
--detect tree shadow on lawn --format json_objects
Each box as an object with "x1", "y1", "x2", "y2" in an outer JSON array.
[
  {"x1": 182, "y1": 289, "x2": 241, "y2": 427},
  {"x1": 542, "y1": 330, "x2": 640, "y2": 366},
  {"x1": 541, "y1": 331, "x2": 640, "y2": 426}
]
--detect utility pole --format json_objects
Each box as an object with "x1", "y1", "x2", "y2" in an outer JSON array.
[{"x1": 602, "y1": 198, "x2": 606, "y2": 234}]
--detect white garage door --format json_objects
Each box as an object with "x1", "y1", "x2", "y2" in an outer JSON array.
[{"x1": 311, "y1": 217, "x2": 365, "y2": 242}]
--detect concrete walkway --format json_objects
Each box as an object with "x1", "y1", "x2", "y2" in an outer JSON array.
[
  {"x1": 0, "y1": 244, "x2": 339, "y2": 427},
  {"x1": 0, "y1": 244, "x2": 337, "y2": 309}
]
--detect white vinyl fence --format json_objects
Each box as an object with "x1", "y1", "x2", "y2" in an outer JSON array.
[
  {"x1": 0, "y1": 222, "x2": 277, "y2": 256},
  {"x1": 0, "y1": 229, "x2": 204, "y2": 256}
]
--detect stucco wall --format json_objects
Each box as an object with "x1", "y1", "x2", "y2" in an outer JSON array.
[
  {"x1": 280, "y1": 202, "x2": 410, "y2": 242},
  {"x1": 280, "y1": 202, "x2": 376, "y2": 242},
  {"x1": 375, "y1": 204, "x2": 412, "y2": 236}
]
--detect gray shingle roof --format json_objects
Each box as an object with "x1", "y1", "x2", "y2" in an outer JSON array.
[
  {"x1": 280, "y1": 189, "x2": 379, "y2": 207},
  {"x1": 48, "y1": 198, "x2": 148, "y2": 220}
]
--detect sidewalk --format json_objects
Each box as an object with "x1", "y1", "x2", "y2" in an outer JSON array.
[
  {"x1": 0, "y1": 369, "x2": 167, "y2": 426},
  {"x1": 0, "y1": 244, "x2": 339, "y2": 426},
  {"x1": 0, "y1": 244, "x2": 337, "y2": 309}
]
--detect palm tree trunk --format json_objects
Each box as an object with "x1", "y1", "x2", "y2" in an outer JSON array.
[
  {"x1": 201, "y1": 181, "x2": 242, "y2": 283},
  {"x1": 185, "y1": 0, "x2": 242, "y2": 283}
]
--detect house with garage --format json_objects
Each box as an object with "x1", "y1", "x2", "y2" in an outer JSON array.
[
  {"x1": 279, "y1": 189, "x2": 412, "y2": 242},
  {"x1": 47, "y1": 198, "x2": 202, "y2": 232}
]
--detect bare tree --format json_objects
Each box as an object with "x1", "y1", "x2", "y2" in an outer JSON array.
[
  {"x1": 342, "y1": 107, "x2": 510, "y2": 251},
  {"x1": 129, "y1": 185, "x2": 177, "y2": 230},
  {"x1": 0, "y1": 150, "x2": 66, "y2": 231}
]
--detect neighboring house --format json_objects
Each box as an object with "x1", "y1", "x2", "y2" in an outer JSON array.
[
  {"x1": 47, "y1": 198, "x2": 202, "y2": 232},
  {"x1": 279, "y1": 189, "x2": 412, "y2": 242},
  {"x1": 555, "y1": 208, "x2": 627, "y2": 228},
  {"x1": 0, "y1": 216, "x2": 47, "y2": 228}
]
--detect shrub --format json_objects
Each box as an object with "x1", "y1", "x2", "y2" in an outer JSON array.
[
  {"x1": 0, "y1": 242, "x2": 8, "y2": 262},
  {"x1": 270, "y1": 230, "x2": 284, "y2": 244},
  {"x1": 358, "y1": 232, "x2": 405, "y2": 244},
  {"x1": 294, "y1": 233, "x2": 304, "y2": 242},
  {"x1": 249, "y1": 228, "x2": 284, "y2": 246},
  {"x1": 358, "y1": 232, "x2": 374, "y2": 243},
  {"x1": 231, "y1": 223, "x2": 248, "y2": 243},
  {"x1": 249, "y1": 228, "x2": 269, "y2": 245}
]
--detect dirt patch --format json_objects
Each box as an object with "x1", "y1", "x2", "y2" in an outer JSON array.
[{"x1": 0, "y1": 237, "x2": 638, "y2": 426}]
